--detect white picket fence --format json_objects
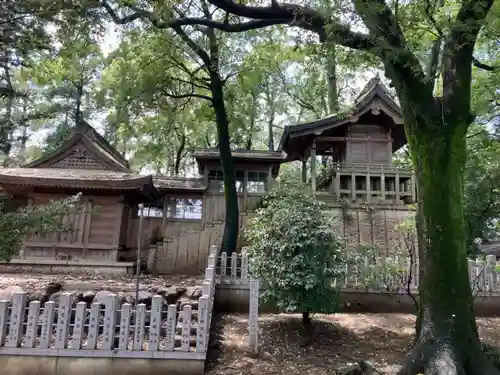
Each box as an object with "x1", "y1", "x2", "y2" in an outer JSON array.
[
  {"x1": 0, "y1": 248, "x2": 217, "y2": 359},
  {"x1": 216, "y1": 252, "x2": 500, "y2": 295}
]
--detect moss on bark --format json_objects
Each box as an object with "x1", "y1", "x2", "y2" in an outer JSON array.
[{"x1": 398, "y1": 114, "x2": 500, "y2": 374}]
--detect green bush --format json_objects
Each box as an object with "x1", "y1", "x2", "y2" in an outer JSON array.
[{"x1": 243, "y1": 181, "x2": 346, "y2": 329}]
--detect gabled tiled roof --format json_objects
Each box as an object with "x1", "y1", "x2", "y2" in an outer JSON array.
[{"x1": 24, "y1": 121, "x2": 130, "y2": 172}]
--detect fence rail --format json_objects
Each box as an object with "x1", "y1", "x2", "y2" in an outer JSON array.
[
  {"x1": 216, "y1": 252, "x2": 500, "y2": 295},
  {"x1": 0, "y1": 247, "x2": 218, "y2": 359}
]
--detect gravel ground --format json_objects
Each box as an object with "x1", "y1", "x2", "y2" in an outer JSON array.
[{"x1": 0, "y1": 273, "x2": 204, "y2": 295}]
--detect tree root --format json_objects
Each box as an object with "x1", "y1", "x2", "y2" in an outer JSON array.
[{"x1": 397, "y1": 340, "x2": 500, "y2": 375}]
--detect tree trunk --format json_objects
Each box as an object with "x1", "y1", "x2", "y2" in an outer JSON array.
[
  {"x1": 301, "y1": 311, "x2": 314, "y2": 345},
  {"x1": 399, "y1": 119, "x2": 498, "y2": 375},
  {"x1": 210, "y1": 72, "x2": 239, "y2": 256}
]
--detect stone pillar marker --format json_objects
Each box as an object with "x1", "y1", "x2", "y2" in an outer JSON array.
[
  {"x1": 72, "y1": 302, "x2": 86, "y2": 349},
  {"x1": 248, "y1": 278, "x2": 259, "y2": 354},
  {"x1": 133, "y1": 303, "x2": 146, "y2": 351},
  {"x1": 148, "y1": 295, "x2": 163, "y2": 351},
  {"x1": 164, "y1": 304, "x2": 177, "y2": 351},
  {"x1": 25, "y1": 300, "x2": 41, "y2": 348},
  {"x1": 119, "y1": 303, "x2": 131, "y2": 350},
  {"x1": 6, "y1": 292, "x2": 27, "y2": 348}
]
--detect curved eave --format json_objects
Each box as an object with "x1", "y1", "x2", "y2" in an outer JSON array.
[
  {"x1": 278, "y1": 95, "x2": 405, "y2": 158},
  {"x1": 0, "y1": 174, "x2": 155, "y2": 191}
]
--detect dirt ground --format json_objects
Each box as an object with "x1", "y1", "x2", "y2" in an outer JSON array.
[{"x1": 206, "y1": 313, "x2": 500, "y2": 375}]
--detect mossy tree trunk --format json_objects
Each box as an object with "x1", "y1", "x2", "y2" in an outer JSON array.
[{"x1": 397, "y1": 107, "x2": 497, "y2": 374}]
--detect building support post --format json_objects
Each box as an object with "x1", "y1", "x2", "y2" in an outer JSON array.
[{"x1": 311, "y1": 141, "x2": 317, "y2": 193}]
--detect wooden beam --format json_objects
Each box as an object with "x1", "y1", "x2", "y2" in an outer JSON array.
[{"x1": 315, "y1": 136, "x2": 392, "y2": 143}]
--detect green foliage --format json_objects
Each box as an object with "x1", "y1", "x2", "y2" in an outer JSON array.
[
  {"x1": 243, "y1": 181, "x2": 346, "y2": 315},
  {"x1": 0, "y1": 193, "x2": 83, "y2": 261}
]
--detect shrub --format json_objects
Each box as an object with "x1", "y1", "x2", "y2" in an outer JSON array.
[{"x1": 243, "y1": 181, "x2": 346, "y2": 332}]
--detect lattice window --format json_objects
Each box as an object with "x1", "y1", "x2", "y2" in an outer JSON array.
[
  {"x1": 166, "y1": 198, "x2": 202, "y2": 220},
  {"x1": 50, "y1": 148, "x2": 109, "y2": 170}
]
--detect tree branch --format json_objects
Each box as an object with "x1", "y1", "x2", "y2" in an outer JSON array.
[
  {"x1": 442, "y1": 0, "x2": 495, "y2": 125},
  {"x1": 101, "y1": 1, "x2": 291, "y2": 33},
  {"x1": 473, "y1": 56, "x2": 498, "y2": 71}
]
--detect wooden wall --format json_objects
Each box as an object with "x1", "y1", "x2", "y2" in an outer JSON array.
[{"x1": 23, "y1": 193, "x2": 123, "y2": 261}]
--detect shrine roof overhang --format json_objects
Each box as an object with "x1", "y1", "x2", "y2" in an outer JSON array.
[
  {"x1": 153, "y1": 176, "x2": 206, "y2": 192},
  {"x1": 278, "y1": 79, "x2": 407, "y2": 161},
  {"x1": 192, "y1": 149, "x2": 286, "y2": 175},
  {"x1": 0, "y1": 168, "x2": 160, "y2": 200}
]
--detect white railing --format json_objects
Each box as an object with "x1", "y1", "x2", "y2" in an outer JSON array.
[
  {"x1": 0, "y1": 247, "x2": 217, "y2": 359},
  {"x1": 215, "y1": 252, "x2": 500, "y2": 295}
]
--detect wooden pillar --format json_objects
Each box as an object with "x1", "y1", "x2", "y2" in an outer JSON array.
[
  {"x1": 301, "y1": 158, "x2": 307, "y2": 183},
  {"x1": 351, "y1": 172, "x2": 356, "y2": 202},
  {"x1": 395, "y1": 173, "x2": 401, "y2": 204},
  {"x1": 366, "y1": 173, "x2": 371, "y2": 202},
  {"x1": 381, "y1": 173, "x2": 386, "y2": 202},
  {"x1": 311, "y1": 142, "x2": 317, "y2": 193},
  {"x1": 335, "y1": 168, "x2": 341, "y2": 199},
  {"x1": 267, "y1": 165, "x2": 273, "y2": 190},
  {"x1": 203, "y1": 165, "x2": 209, "y2": 186},
  {"x1": 112, "y1": 196, "x2": 124, "y2": 261}
]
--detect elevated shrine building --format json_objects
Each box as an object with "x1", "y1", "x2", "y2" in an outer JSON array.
[{"x1": 0, "y1": 77, "x2": 414, "y2": 275}]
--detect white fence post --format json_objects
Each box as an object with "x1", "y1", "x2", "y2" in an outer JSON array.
[
  {"x1": 196, "y1": 295, "x2": 209, "y2": 353},
  {"x1": 25, "y1": 300, "x2": 41, "y2": 348},
  {"x1": 55, "y1": 293, "x2": 72, "y2": 349},
  {"x1": 102, "y1": 294, "x2": 118, "y2": 350},
  {"x1": 40, "y1": 301, "x2": 55, "y2": 349},
  {"x1": 72, "y1": 302, "x2": 86, "y2": 349},
  {"x1": 487, "y1": 255, "x2": 497, "y2": 292},
  {"x1": 231, "y1": 252, "x2": 238, "y2": 281},
  {"x1": 164, "y1": 304, "x2": 177, "y2": 351},
  {"x1": 87, "y1": 302, "x2": 101, "y2": 349},
  {"x1": 133, "y1": 303, "x2": 145, "y2": 351},
  {"x1": 6, "y1": 292, "x2": 27, "y2": 348},
  {"x1": 149, "y1": 295, "x2": 162, "y2": 351},
  {"x1": 476, "y1": 258, "x2": 486, "y2": 292},
  {"x1": 180, "y1": 305, "x2": 192, "y2": 352},
  {"x1": 220, "y1": 252, "x2": 227, "y2": 281},
  {"x1": 241, "y1": 253, "x2": 249, "y2": 282},
  {"x1": 119, "y1": 303, "x2": 131, "y2": 350},
  {"x1": 248, "y1": 278, "x2": 259, "y2": 354},
  {"x1": 0, "y1": 300, "x2": 8, "y2": 347}
]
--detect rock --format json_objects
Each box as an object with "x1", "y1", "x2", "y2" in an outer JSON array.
[
  {"x1": 147, "y1": 286, "x2": 161, "y2": 294},
  {"x1": 358, "y1": 360, "x2": 378, "y2": 374},
  {"x1": 81, "y1": 291, "x2": 96, "y2": 306},
  {"x1": 27, "y1": 291, "x2": 45, "y2": 304},
  {"x1": 336, "y1": 364, "x2": 363, "y2": 375},
  {"x1": 93, "y1": 290, "x2": 116, "y2": 305},
  {"x1": 137, "y1": 291, "x2": 153, "y2": 306},
  {"x1": 188, "y1": 287, "x2": 202, "y2": 299},
  {"x1": 49, "y1": 291, "x2": 82, "y2": 307},
  {"x1": 0, "y1": 286, "x2": 24, "y2": 302},
  {"x1": 178, "y1": 299, "x2": 198, "y2": 310},
  {"x1": 176, "y1": 287, "x2": 187, "y2": 295},
  {"x1": 160, "y1": 287, "x2": 182, "y2": 305},
  {"x1": 45, "y1": 282, "x2": 63, "y2": 296}
]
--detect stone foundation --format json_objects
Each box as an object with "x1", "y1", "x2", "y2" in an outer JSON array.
[
  {"x1": 0, "y1": 355, "x2": 204, "y2": 375},
  {"x1": 0, "y1": 259, "x2": 134, "y2": 277},
  {"x1": 215, "y1": 283, "x2": 500, "y2": 317}
]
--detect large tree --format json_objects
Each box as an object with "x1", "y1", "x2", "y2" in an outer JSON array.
[{"x1": 153, "y1": 0, "x2": 499, "y2": 374}]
